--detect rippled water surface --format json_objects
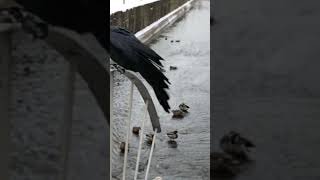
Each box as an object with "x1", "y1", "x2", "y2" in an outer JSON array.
[{"x1": 112, "y1": 1, "x2": 210, "y2": 179}]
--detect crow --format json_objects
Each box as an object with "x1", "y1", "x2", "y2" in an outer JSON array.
[{"x1": 110, "y1": 26, "x2": 171, "y2": 113}]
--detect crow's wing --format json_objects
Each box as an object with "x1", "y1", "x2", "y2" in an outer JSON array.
[
  {"x1": 111, "y1": 27, "x2": 164, "y2": 67},
  {"x1": 110, "y1": 26, "x2": 170, "y2": 113}
]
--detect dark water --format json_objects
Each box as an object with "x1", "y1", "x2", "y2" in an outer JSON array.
[
  {"x1": 112, "y1": 0, "x2": 210, "y2": 179},
  {"x1": 213, "y1": 0, "x2": 320, "y2": 179}
]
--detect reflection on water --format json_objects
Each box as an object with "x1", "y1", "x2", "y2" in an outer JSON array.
[{"x1": 112, "y1": 0, "x2": 210, "y2": 179}]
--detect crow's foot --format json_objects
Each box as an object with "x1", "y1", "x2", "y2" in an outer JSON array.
[{"x1": 111, "y1": 64, "x2": 126, "y2": 74}]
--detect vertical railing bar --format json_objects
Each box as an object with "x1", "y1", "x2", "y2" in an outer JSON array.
[
  {"x1": 134, "y1": 100, "x2": 149, "y2": 180},
  {"x1": 145, "y1": 128, "x2": 158, "y2": 180},
  {"x1": 59, "y1": 63, "x2": 76, "y2": 180},
  {"x1": 0, "y1": 29, "x2": 12, "y2": 180},
  {"x1": 122, "y1": 82, "x2": 134, "y2": 180},
  {"x1": 110, "y1": 70, "x2": 114, "y2": 180}
]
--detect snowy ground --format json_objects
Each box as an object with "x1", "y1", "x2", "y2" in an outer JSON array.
[{"x1": 110, "y1": 0, "x2": 159, "y2": 14}]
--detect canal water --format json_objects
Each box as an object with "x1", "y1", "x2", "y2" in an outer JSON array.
[
  {"x1": 111, "y1": 0, "x2": 210, "y2": 179},
  {"x1": 213, "y1": 0, "x2": 320, "y2": 179}
]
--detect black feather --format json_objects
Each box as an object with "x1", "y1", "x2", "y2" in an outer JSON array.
[{"x1": 110, "y1": 26, "x2": 171, "y2": 112}]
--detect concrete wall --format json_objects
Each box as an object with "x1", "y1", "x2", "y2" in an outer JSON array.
[
  {"x1": 9, "y1": 31, "x2": 108, "y2": 180},
  {"x1": 111, "y1": 0, "x2": 188, "y2": 33}
]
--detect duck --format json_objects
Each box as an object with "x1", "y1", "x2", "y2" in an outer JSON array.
[
  {"x1": 220, "y1": 131, "x2": 255, "y2": 161},
  {"x1": 167, "y1": 130, "x2": 178, "y2": 141},
  {"x1": 146, "y1": 133, "x2": 154, "y2": 145},
  {"x1": 169, "y1": 66, "x2": 178, "y2": 70},
  {"x1": 119, "y1": 142, "x2": 129, "y2": 153},
  {"x1": 132, "y1": 127, "x2": 141, "y2": 135},
  {"x1": 172, "y1": 109, "x2": 185, "y2": 119},
  {"x1": 211, "y1": 152, "x2": 239, "y2": 177},
  {"x1": 179, "y1": 103, "x2": 190, "y2": 113}
]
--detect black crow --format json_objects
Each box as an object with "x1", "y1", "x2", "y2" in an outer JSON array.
[{"x1": 110, "y1": 26, "x2": 171, "y2": 113}]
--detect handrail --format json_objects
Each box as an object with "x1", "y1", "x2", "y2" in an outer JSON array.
[{"x1": 111, "y1": 69, "x2": 161, "y2": 133}]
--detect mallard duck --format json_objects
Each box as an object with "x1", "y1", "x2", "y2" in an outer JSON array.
[
  {"x1": 120, "y1": 142, "x2": 129, "y2": 153},
  {"x1": 132, "y1": 127, "x2": 141, "y2": 135},
  {"x1": 179, "y1": 103, "x2": 190, "y2": 112},
  {"x1": 211, "y1": 152, "x2": 239, "y2": 177},
  {"x1": 146, "y1": 133, "x2": 154, "y2": 145},
  {"x1": 167, "y1": 130, "x2": 178, "y2": 141},
  {"x1": 220, "y1": 131, "x2": 255, "y2": 161},
  {"x1": 172, "y1": 109, "x2": 185, "y2": 118},
  {"x1": 169, "y1": 66, "x2": 177, "y2": 70}
]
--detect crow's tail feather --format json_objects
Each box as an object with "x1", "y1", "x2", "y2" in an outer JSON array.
[{"x1": 137, "y1": 58, "x2": 170, "y2": 113}]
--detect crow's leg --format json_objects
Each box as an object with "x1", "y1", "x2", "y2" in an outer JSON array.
[
  {"x1": 111, "y1": 63, "x2": 126, "y2": 74},
  {"x1": 0, "y1": 7, "x2": 48, "y2": 39}
]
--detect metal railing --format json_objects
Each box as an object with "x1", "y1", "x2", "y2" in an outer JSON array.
[
  {"x1": 110, "y1": 68, "x2": 161, "y2": 180},
  {"x1": 1, "y1": 21, "x2": 162, "y2": 180}
]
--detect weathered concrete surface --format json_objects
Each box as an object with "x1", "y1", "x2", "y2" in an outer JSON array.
[
  {"x1": 110, "y1": 0, "x2": 188, "y2": 33},
  {"x1": 8, "y1": 31, "x2": 108, "y2": 180},
  {"x1": 213, "y1": 0, "x2": 320, "y2": 179}
]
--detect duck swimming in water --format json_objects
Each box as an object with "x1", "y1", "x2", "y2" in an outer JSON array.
[
  {"x1": 167, "y1": 130, "x2": 178, "y2": 141},
  {"x1": 179, "y1": 103, "x2": 190, "y2": 113},
  {"x1": 132, "y1": 127, "x2": 141, "y2": 135},
  {"x1": 169, "y1": 66, "x2": 178, "y2": 70},
  {"x1": 146, "y1": 133, "x2": 154, "y2": 145},
  {"x1": 211, "y1": 152, "x2": 239, "y2": 177},
  {"x1": 120, "y1": 142, "x2": 129, "y2": 153},
  {"x1": 172, "y1": 109, "x2": 185, "y2": 118},
  {"x1": 220, "y1": 131, "x2": 255, "y2": 161}
]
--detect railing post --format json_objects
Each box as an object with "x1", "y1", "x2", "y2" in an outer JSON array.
[
  {"x1": 110, "y1": 68, "x2": 114, "y2": 180},
  {"x1": 134, "y1": 100, "x2": 149, "y2": 180},
  {"x1": 122, "y1": 82, "x2": 134, "y2": 180},
  {"x1": 0, "y1": 29, "x2": 11, "y2": 180},
  {"x1": 145, "y1": 128, "x2": 158, "y2": 180},
  {"x1": 59, "y1": 62, "x2": 76, "y2": 180}
]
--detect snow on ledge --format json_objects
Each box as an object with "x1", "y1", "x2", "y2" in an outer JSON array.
[{"x1": 110, "y1": 0, "x2": 160, "y2": 14}]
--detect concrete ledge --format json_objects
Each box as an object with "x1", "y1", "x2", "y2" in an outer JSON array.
[{"x1": 135, "y1": 0, "x2": 195, "y2": 44}]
